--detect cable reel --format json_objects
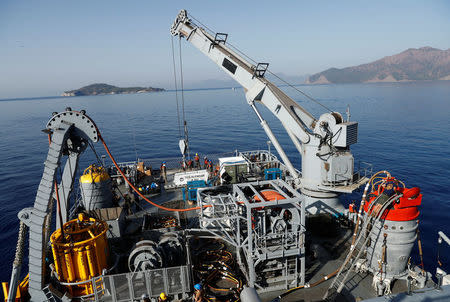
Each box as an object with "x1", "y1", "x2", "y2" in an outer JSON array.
[
  {"x1": 128, "y1": 240, "x2": 164, "y2": 272},
  {"x1": 159, "y1": 232, "x2": 184, "y2": 267}
]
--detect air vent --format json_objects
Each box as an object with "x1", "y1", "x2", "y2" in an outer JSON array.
[
  {"x1": 332, "y1": 122, "x2": 358, "y2": 147},
  {"x1": 346, "y1": 122, "x2": 358, "y2": 145}
]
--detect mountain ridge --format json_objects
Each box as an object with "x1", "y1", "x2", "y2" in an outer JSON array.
[{"x1": 306, "y1": 47, "x2": 450, "y2": 84}]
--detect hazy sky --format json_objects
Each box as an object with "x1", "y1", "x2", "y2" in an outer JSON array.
[{"x1": 1, "y1": 0, "x2": 449, "y2": 98}]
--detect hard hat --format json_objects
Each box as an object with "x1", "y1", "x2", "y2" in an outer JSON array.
[
  {"x1": 196, "y1": 153, "x2": 198, "y2": 156},
  {"x1": 159, "y1": 292, "x2": 167, "y2": 300},
  {"x1": 194, "y1": 283, "x2": 202, "y2": 290}
]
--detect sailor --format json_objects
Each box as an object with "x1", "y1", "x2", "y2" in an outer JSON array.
[
  {"x1": 161, "y1": 161, "x2": 167, "y2": 182},
  {"x1": 158, "y1": 292, "x2": 168, "y2": 302},
  {"x1": 124, "y1": 171, "x2": 130, "y2": 189},
  {"x1": 208, "y1": 160, "x2": 213, "y2": 172},
  {"x1": 214, "y1": 165, "x2": 220, "y2": 176},
  {"x1": 123, "y1": 194, "x2": 132, "y2": 214},
  {"x1": 112, "y1": 190, "x2": 120, "y2": 207},
  {"x1": 150, "y1": 182, "x2": 158, "y2": 193},
  {"x1": 194, "y1": 153, "x2": 200, "y2": 169},
  {"x1": 203, "y1": 157, "x2": 209, "y2": 169},
  {"x1": 141, "y1": 293, "x2": 151, "y2": 302},
  {"x1": 193, "y1": 283, "x2": 205, "y2": 302},
  {"x1": 187, "y1": 159, "x2": 193, "y2": 170},
  {"x1": 130, "y1": 168, "x2": 137, "y2": 185},
  {"x1": 371, "y1": 178, "x2": 399, "y2": 216}
]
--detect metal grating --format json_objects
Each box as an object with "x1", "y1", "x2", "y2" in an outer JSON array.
[
  {"x1": 346, "y1": 122, "x2": 358, "y2": 145},
  {"x1": 96, "y1": 265, "x2": 191, "y2": 301}
]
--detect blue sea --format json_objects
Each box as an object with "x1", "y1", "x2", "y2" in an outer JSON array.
[{"x1": 0, "y1": 82, "x2": 449, "y2": 282}]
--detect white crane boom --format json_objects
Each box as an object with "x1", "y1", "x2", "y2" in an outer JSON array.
[
  {"x1": 171, "y1": 11, "x2": 315, "y2": 144},
  {"x1": 171, "y1": 10, "x2": 365, "y2": 214}
]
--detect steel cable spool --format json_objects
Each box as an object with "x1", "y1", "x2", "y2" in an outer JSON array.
[
  {"x1": 159, "y1": 232, "x2": 184, "y2": 267},
  {"x1": 128, "y1": 240, "x2": 163, "y2": 272}
]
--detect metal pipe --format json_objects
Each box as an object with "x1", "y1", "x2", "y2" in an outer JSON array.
[
  {"x1": 416, "y1": 223, "x2": 425, "y2": 274},
  {"x1": 250, "y1": 103, "x2": 299, "y2": 180},
  {"x1": 285, "y1": 126, "x2": 303, "y2": 155},
  {"x1": 438, "y1": 231, "x2": 450, "y2": 246},
  {"x1": 377, "y1": 281, "x2": 385, "y2": 296},
  {"x1": 246, "y1": 204, "x2": 255, "y2": 287},
  {"x1": 436, "y1": 272, "x2": 443, "y2": 290},
  {"x1": 240, "y1": 286, "x2": 262, "y2": 302},
  {"x1": 406, "y1": 276, "x2": 412, "y2": 295}
]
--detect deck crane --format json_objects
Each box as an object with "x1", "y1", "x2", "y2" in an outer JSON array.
[{"x1": 171, "y1": 10, "x2": 366, "y2": 213}]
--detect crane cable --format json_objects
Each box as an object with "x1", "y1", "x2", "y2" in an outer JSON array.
[
  {"x1": 99, "y1": 134, "x2": 210, "y2": 212},
  {"x1": 171, "y1": 35, "x2": 182, "y2": 139},
  {"x1": 187, "y1": 13, "x2": 333, "y2": 113},
  {"x1": 179, "y1": 36, "x2": 187, "y2": 132},
  {"x1": 178, "y1": 35, "x2": 191, "y2": 158}
]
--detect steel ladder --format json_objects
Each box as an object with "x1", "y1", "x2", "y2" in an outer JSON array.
[{"x1": 323, "y1": 194, "x2": 401, "y2": 300}]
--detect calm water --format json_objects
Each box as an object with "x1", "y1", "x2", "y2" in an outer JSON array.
[{"x1": 0, "y1": 82, "x2": 449, "y2": 281}]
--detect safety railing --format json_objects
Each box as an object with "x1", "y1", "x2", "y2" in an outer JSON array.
[
  {"x1": 105, "y1": 151, "x2": 237, "y2": 173},
  {"x1": 104, "y1": 149, "x2": 298, "y2": 174},
  {"x1": 438, "y1": 231, "x2": 450, "y2": 246},
  {"x1": 322, "y1": 160, "x2": 373, "y2": 188},
  {"x1": 81, "y1": 265, "x2": 191, "y2": 301},
  {"x1": 355, "y1": 161, "x2": 373, "y2": 181},
  {"x1": 437, "y1": 231, "x2": 450, "y2": 286},
  {"x1": 239, "y1": 150, "x2": 302, "y2": 177}
]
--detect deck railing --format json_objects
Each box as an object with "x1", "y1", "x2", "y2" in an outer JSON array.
[{"x1": 75, "y1": 265, "x2": 191, "y2": 301}]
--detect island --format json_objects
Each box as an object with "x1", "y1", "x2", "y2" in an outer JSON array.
[
  {"x1": 61, "y1": 83, "x2": 164, "y2": 96},
  {"x1": 305, "y1": 47, "x2": 450, "y2": 84}
]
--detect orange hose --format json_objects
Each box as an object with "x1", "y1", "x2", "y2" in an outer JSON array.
[{"x1": 99, "y1": 135, "x2": 211, "y2": 212}]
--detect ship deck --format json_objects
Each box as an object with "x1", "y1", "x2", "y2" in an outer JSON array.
[
  {"x1": 111, "y1": 186, "x2": 434, "y2": 302},
  {"x1": 103, "y1": 153, "x2": 434, "y2": 302}
]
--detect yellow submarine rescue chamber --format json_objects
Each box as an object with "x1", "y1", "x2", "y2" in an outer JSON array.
[{"x1": 50, "y1": 213, "x2": 109, "y2": 297}]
